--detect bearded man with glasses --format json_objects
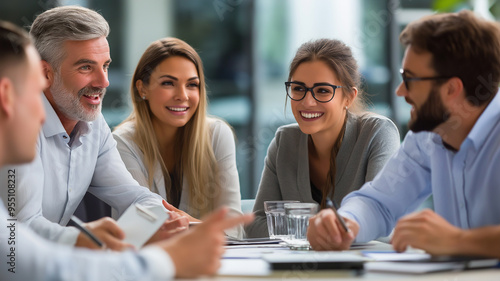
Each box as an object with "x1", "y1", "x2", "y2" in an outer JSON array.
[{"x1": 308, "y1": 10, "x2": 500, "y2": 258}]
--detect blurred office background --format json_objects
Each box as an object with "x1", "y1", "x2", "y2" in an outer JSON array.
[{"x1": 1, "y1": 0, "x2": 496, "y2": 199}]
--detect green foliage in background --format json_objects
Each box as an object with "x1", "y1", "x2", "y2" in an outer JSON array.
[
  {"x1": 433, "y1": 0, "x2": 500, "y2": 18},
  {"x1": 433, "y1": 0, "x2": 470, "y2": 11}
]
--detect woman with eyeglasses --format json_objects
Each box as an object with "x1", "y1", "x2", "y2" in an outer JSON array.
[{"x1": 245, "y1": 39, "x2": 401, "y2": 238}]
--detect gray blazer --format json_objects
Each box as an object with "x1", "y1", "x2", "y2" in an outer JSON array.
[{"x1": 245, "y1": 112, "x2": 401, "y2": 238}]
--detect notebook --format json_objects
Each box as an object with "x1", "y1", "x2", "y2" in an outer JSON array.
[
  {"x1": 226, "y1": 237, "x2": 283, "y2": 246},
  {"x1": 117, "y1": 203, "x2": 169, "y2": 249},
  {"x1": 262, "y1": 252, "x2": 365, "y2": 270},
  {"x1": 364, "y1": 254, "x2": 499, "y2": 274}
]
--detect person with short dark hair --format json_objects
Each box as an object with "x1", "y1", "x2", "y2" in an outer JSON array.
[{"x1": 307, "y1": 10, "x2": 500, "y2": 258}]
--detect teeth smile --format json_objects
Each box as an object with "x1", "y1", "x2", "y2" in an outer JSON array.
[
  {"x1": 301, "y1": 112, "x2": 323, "y2": 119},
  {"x1": 84, "y1": 94, "x2": 100, "y2": 99},
  {"x1": 167, "y1": 107, "x2": 188, "y2": 112}
]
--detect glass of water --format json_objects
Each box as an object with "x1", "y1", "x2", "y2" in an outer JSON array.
[
  {"x1": 264, "y1": 200, "x2": 299, "y2": 239},
  {"x1": 284, "y1": 202, "x2": 319, "y2": 250}
]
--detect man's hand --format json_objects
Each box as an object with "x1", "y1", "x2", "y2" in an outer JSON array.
[
  {"x1": 307, "y1": 209, "x2": 358, "y2": 251},
  {"x1": 392, "y1": 209, "x2": 462, "y2": 255},
  {"x1": 154, "y1": 207, "x2": 254, "y2": 278},
  {"x1": 145, "y1": 210, "x2": 190, "y2": 244},
  {"x1": 162, "y1": 200, "x2": 201, "y2": 223},
  {"x1": 75, "y1": 217, "x2": 133, "y2": 251}
]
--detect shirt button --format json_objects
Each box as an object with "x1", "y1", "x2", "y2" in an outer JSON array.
[{"x1": 63, "y1": 135, "x2": 68, "y2": 139}]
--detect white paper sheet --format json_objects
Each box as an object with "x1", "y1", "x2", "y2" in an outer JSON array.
[{"x1": 117, "y1": 204, "x2": 169, "y2": 249}]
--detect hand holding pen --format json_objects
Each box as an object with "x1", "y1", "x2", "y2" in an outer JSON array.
[
  {"x1": 325, "y1": 198, "x2": 350, "y2": 233},
  {"x1": 71, "y1": 216, "x2": 105, "y2": 248},
  {"x1": 306, "y1": 198, "x2": 359, "y2": 251},
  {"x1": 72, "y1": 216, "x2": 133, "y2": 251}
]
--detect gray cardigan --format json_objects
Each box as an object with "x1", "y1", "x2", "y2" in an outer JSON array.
[{"x1": 245, "y1": 112, "x2": 401, "y2": 238}]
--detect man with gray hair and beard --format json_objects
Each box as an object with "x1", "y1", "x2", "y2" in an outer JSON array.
[
  {"x1": 0, "y1": 5, "x2": 188, "y2": 250},
  {"x1": 0, "y1": 19, "x2": 253, "y2": 280}
]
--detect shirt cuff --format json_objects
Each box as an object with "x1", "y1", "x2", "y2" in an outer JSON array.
[
  {"x1": 140, "y1": 246, "x2": 176, "y2": 280},
  {"x1": 57, "y1": 226, "x2": 80, "y2": 245},
  {"x1": 338, "y1": 210, "x2": 363, "y2": 243}
]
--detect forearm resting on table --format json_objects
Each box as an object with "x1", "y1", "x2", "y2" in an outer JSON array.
[{"x1": 455, "y1": 226, "x2": 500, "y2": 258}]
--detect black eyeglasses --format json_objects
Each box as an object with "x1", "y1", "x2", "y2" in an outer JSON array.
[
  {"x1": 400, "y1": 69, "x2": 452, "y2": 91},
  {"x1": 285, "y1": 81, "x2": 342, "y2": 103}
]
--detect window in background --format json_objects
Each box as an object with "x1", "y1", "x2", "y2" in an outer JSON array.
[
  {"x1": 4, "y1": 0, "x2": 476, "y2": 200},
  {"x1": 172, "y1": 0, "x2": 256, "y2": 198}
]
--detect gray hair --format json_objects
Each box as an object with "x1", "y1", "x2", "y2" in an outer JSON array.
[{"x1": 30, "y1": 6, "x2": 109, "y2": 69}]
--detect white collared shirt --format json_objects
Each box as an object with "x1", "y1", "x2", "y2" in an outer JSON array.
[
  {"x1": 0, "y1": 94, "x2": 163, "y2": 245},
  {"x1": 0, "y1": 202, "x2": 174, "y2": 280}
]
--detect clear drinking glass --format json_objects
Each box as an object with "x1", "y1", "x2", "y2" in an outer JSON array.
[
  {"x1": 284, "y1": 202, "x2": 319, "y2": 250},
  {"x1": 264, "y1": 200, "x2": 299, "y2": 239}
]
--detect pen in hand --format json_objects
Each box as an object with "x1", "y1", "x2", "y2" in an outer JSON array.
[
  {"x1": 325, "y1": 198, "x2": 351, "y2": 233},
  {"x1": 70, "y1": 215, "x2": 105, "y2": 248}
]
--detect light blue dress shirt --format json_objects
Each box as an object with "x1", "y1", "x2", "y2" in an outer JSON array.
[
  {"x1": 340, "y1": 92, "x2": 500, "y2": 242},
  {"x1": 0, "y1": 95, "x2": 163, "y2": 245},
  {"x1": 0, "y1": 202, "x2": 174, "y2": 280}
]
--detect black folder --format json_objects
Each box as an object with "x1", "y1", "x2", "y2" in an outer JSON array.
[{"x1": 262, "y1": 252, "x2": 365, "y2": 271}]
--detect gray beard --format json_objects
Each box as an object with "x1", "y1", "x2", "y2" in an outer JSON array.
[{"x1": 50, "y1": 74, "x2": 105, "y2": 122}]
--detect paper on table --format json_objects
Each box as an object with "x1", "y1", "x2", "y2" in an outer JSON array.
[
  {"x1": 263, "y1": 252, "x2": 366, "y2": 263},
  {"x1": 218, "y1": 259, "x2": 271, "y2": 276},
  {"x1": 363, "y1": 252, "x2": 431, "y2": 261},
  {"x1": 364, "y1": 254, "x2": 499, "y2": 274},
  {"x1": 225, "y1": 237, "x2": 283, "y2": 246},
  {"x1": 223, "y1": 245, "x2": 290, "y2": 259},
  {"x1": 117, "y1": 204, "x2": 169, "y2": 249}
]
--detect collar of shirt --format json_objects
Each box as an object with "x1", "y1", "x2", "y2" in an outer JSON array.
[
  {"x1": 41, "y1": 94, "x2": 92, "y2": 146},
  {"x1": 423, "y1": 90, "x2": 500, "y2": 152},
  {"x1": 465, "y1": 89, "x2": 500, "y2": 151}
]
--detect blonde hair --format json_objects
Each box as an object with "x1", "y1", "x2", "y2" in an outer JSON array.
[{"x1": 116, "y1": 37, "x2": 217, "y2": 216}]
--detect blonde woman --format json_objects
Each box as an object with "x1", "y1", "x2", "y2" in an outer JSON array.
[{"x1": 113, "y1": 38, "x2": 243, "y2": 238}]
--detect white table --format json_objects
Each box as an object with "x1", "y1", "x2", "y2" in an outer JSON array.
[{"x1": 183, "y1": 241, "x2": 500, "y2": 281}]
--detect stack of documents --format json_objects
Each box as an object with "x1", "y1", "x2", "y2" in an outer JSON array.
[
  {"x1": 225, "y1": 237, "x2": 283, "y2": 246},
  {"x1": 262, "y1": 252, "x2": 365, "y2": 271},
  {"x1": 363, "y1": 251, "x2": 499, "y2": 274}
]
